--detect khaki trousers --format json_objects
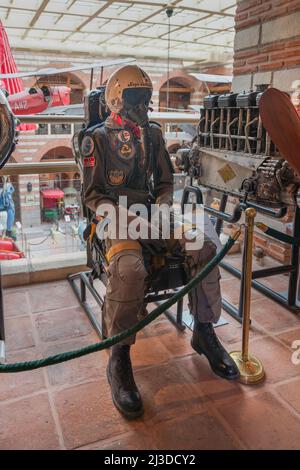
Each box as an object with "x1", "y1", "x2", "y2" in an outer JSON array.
[{"x1": 102, "y1": 235, "x2": 221, "y2": 345}]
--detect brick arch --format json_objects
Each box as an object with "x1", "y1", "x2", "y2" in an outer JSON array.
[
  {"x1": 93, "y1": 67, "x2": 124, "y2": 89},
  {"x1": 167, "y1": 142, "x2": 181, "y2": 154},
  {"x1": 36, "y1": 61, "x2": 89, "y2": 90},
  {"x1": 34, "y1": 140, "x2": 73, "y2": 162},
  {"x1": 154, "y1": 70, "x2": 200, "y2": 94},
  {"x1": 155, "y1": 71, "x2": 201, "y2": 112}
]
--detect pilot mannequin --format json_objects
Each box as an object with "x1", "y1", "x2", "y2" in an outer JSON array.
[{"x1": 84, "y1": 65, "x2": 239, "y2": 419}]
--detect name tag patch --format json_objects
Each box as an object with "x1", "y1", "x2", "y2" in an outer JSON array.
[{"x1": 83, "y1": 156, "x2": 95, "y2": 167}]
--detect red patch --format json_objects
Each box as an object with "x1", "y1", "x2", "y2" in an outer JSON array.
[{"x1": 83, "y1": 156, "x2": 95, "y2": 167}]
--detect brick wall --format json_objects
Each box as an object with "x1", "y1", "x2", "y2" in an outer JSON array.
[
  {"x1": 231, "y1": 0, "x2": 300, "y2": 263},
  {"x1": 232, "y1": 0, "x2": 300, "y2": 95}
]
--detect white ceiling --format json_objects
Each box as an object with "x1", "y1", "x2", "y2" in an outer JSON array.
[{"x1": 0, "y1": 0, "x2": 236, "y2": 63}]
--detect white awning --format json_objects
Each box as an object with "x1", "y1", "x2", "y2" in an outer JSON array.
[{"x1": 190, "y1": 73, "x2": 233, "y2": 83}]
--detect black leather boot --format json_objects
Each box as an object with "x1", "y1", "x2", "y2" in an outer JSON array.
[
  {"x1": 191, "y1": 318, "x2": 240, "y2": 380},
  {"x1": 107, "y1": 344, "x2": 143, "y2": 419}
]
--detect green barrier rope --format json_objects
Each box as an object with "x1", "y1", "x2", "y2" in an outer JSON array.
[
  {"x1": 0, "y1": 232, "x2": 239, "y2": 373},
  {"x1": 256, "y1": 222, "x2": 300, "y2": 246}
]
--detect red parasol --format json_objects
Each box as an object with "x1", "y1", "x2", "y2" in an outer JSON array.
[
  {"x1": 0, "y1": 20, "x2": 36, "y2": 131},
  {"x1": 0, "y1": 20, "x2": 23, "y2": 95},
  {"x1": 41, "y1": 189, "x2": 65, "y2": 199}
]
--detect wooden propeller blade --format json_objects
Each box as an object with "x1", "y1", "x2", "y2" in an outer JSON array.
[{"x1": 259, "y1": 87, "x2": 300, "y2": 177}]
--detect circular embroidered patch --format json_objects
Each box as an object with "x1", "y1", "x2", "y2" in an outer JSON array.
[
  {"x1": 81, "y1": 135, "x2": 94, "y2": 157},
  {"x1": 107, "y1": 169, "x2": 126, "y2": 185},
  {"x1": 119, "y1": 143, "x2": 134, "y2": 159},
  {"x1": 117, "y1": 130, "x2": 131, "y2": 143}
]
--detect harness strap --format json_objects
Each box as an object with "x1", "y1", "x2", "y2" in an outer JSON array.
[
  {"x1": 106, "y1": 240, "x2": 141, "y2": 262},
  {"x1": 89, "y1": 222, "x2": 97, "y2": 241}
]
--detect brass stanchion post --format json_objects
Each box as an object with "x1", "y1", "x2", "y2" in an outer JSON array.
[{"x1": 230, "y1": 208, "x2": 265, "y2": 384}]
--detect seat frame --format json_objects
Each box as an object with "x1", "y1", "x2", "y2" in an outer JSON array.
[{"x1": 68, "y1": 219, "x2": 189, "y2": 338}]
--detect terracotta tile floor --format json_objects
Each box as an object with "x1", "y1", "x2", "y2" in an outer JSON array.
[{"x1": 1, "y1": 268, "x2": 300, "y2": 450}]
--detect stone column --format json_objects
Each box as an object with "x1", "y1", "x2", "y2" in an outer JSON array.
[{"x1": 19, "y1": 174, "x2": 41, "y2": 228}]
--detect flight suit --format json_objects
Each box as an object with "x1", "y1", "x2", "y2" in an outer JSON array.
[{"x1": 84, "y1": 116, "x2": 221, "y2": 344}]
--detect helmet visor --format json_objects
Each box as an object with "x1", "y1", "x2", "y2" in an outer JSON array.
[{"x1": 122, "y1": 88, "x2": 152, "y2": 108}]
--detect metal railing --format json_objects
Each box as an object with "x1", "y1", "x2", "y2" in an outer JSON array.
[
  {"x1": 19, "y1": 115, "x2": 84, "y2": 124},
  {"x1": 18, "y1": 112, "x2": 199, "y2": 127},
  {"x1": 0, "y1": 112, "x2": 200, "y2": 177},
  {"x1": 1, "y1": 161, "x2": 78, "y2": 176}
]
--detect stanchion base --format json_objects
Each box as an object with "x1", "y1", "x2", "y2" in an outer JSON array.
[{"x1": 230, "y1": 351, "x2": 265, "y2": 385}]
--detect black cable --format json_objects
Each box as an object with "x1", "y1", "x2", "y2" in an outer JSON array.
[{"x1": 166, "y1": 7, "x2": 174, "y2": 111}]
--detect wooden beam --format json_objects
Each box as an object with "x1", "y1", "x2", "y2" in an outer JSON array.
[
  {"x1": 117, "y1": 0, "x2": 235, "y2": 17},
  {"x1": 62, "y1": 1, "x2": 115, "y2": 43},
  {"x1": 98, "y1": 0, "x2": 183, "y2": 46},
  {"x1": 160, "y1": 87, "x2": 193, "y2": 93},
  {"x1": 29, "y1": 0, "x2": 49, "y2": 27},
  {"x1": 3, "y1": 6, "x2": 234, "y2": 31},
  {"x1": 6, "y1": 25, "x2": 233, "y2": 49}
]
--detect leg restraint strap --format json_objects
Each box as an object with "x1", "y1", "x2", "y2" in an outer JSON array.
[{"x1": 106, "y1": 241, "x2": 142, "y2": 263}]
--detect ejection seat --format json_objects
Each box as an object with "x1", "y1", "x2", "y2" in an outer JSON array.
[{"x1": 69, "y1": 87, "x2": 189, "y2": 337}]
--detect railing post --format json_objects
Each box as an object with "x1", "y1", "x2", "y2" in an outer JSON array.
[{"x1": 230, "y1": 208, "x2": 265, "y2": 384}]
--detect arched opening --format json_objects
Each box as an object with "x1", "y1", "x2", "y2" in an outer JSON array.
[
  {"x1": 39, "y1": 147, "x2": 74, "y2": 192},
  {"x1": 37, "y1": 72, "x2": 85, "y2": 105},
  {"x1": 39, "y1": 147, "x2": 81, "y2": 222},
  {"x1": 159, "y1": 77, "x2": 194, "y2": 111},
  {"x1": 168, "y1": 143, "x2": 181, "y2": 155},
  {"x1": 41, "y1": 147, "x2": 73, "y2": 161}
]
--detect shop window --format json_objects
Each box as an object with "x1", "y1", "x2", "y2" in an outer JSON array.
[
  {"x1": 50, "y1": 124, "x2": 71, "y2": 135},
  {"x1": 35, "y1": 124, "x2": 48, "y2": 135}
]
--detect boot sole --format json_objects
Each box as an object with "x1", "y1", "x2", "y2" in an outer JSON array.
[
  {"x1": 191, "y1": 340, "x2": 240, "y2": 381},
  {"x1": 106, "y1": 367, "x2": 144, "y2": 420}
]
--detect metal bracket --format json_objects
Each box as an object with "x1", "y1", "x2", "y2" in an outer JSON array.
[
  {"x1": 68, "y1": 271, "x2": 104, "y2": 338},
  {"x1": 182, "y1": 185, "x2": 300, "y2": 322},
  {"x1": 219, "y1": 199, "x2": 300, "y2": 318}
]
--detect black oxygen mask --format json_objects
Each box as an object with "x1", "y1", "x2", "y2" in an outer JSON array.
[{"x1": 121, "y1": 88, "x2": 152, "y2": 128}]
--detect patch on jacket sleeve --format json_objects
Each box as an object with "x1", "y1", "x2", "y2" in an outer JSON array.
[{"x1": 81, "y1": 135, "x2": 95, "y2": 157}]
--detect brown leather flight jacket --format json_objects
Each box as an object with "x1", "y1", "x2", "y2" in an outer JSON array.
[{"x1": 84, "y1": 118, "x2": 174, "y2": 212}]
